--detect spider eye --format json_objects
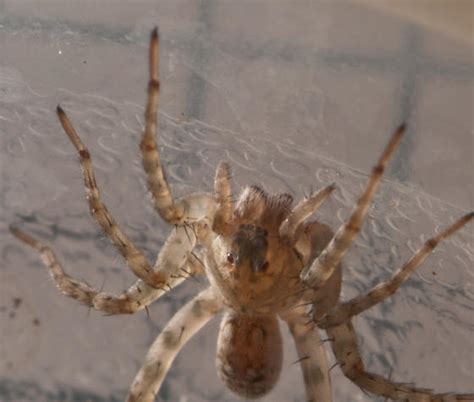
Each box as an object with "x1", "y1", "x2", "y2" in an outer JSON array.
[
  {"x1": 226, "y1": 252, "x2": 236, "y2": 264},
  {"x1": 255, "y1": 260, "x2": 269, "y2": 273}
]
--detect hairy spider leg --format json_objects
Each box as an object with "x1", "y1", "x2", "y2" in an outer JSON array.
[
  {"x1": 319, "y1": 212, "x2": 474, "y2": 328},
  {"x1": 127, "y1": 287, "x2": 223, "y2": 402},
  {"x1": 301, "y1": 124, "x2": 405, "y2": 290},
  {"x1": 56, "y1": 106, "x2": 165, "y2": 288},
  {"x1": 140, "y1": 27, "x2": 186, "y2": 224},
  {"x1": 10, "y1": 226, "x2": 201, "y2": 314},
  {"x1": 327, "y1": 320, "x2": 474, "y2": 401},
  {"x1": 282, "y1": 305, "x2": 333, "y2": 402}
]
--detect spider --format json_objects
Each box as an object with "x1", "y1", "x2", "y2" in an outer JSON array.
[{"x1": 10, "y1": 27, "x2": 474, "y2": 402}]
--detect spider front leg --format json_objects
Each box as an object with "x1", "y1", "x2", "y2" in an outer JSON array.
[
  {"x1": 140, "y1": 28, "x2": 219, "y2": 230},
  {"x1": 212, "y1": 161, "x2": 233, "y2": 235},
  {"x1": 56, "y1": 106, "x2": 165, "y2": 288},
  {"x1": 301, "y1": 124, "x2": 405, "y2": 290},
  {"x1": 127, "y1": 287, "x2": 223, "y2": 402},
  {"x1": 56, "y1": 105, "x2": 215, "y2": 290},
  {"x1": 140, "y1": 27, "x2": 186, "y2": 224},
  {"x1": 9, "y1": 225, "x2": 203, "y2": 315}
]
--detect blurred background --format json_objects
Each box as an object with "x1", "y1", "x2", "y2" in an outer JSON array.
[{"x1": 0, "y1": 1, "x2": 473, "y2": 401}]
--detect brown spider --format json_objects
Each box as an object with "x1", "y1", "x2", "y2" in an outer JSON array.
[{"x1": 10, "y1": 28, "x2": 474, "y2": 402}]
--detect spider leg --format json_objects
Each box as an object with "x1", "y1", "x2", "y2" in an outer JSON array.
[
  {"x1": 9, "y1": 226, "x2": 202, "y2": 314},
  {"x1": 213, "y1": 161, "x2": 233, "y2": 234},
  {"x1": 317, "y1": 212, "x2": 473, "y2": 328},
  {"x1": 276, "y1": 221, "x2": 344, "y2": 401},
  {"x1": 301, "y1": 124, "x2": 405, "y2": 290},
  {"x1": 295, "y1": 221, "x2": 342, "y2": 319},
  {"x1": 281, "y1": 306, "x2": 333, "y2": 402},
  {"x1": 56, "y1": 106, "x2": 166, "y2": 288},
  {"x1": 126, "y1": 287, "x2": 223, "y2": 402},
  {"x1": 327, "y1": 320, "x2": 474, "y2": 401},
  {"x1": 280, "y1": 184, "x2": 336, "y2": 246},
  {"x1": 140, "y1": 28, "x2": 184, "y2": 224},
  {"x1": 139, "y1": 28, "x2": 218, "y2": 229}
]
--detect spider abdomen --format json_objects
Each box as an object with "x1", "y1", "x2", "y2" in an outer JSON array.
[{"x1": 216, "y1": 311, "x2": 283, "y2": 399}]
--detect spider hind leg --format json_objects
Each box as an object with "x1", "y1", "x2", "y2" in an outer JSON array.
[
  {"x1": 327, "y1": 321, "x2": 474, "y2": 401},
  {"x1": 320, "y1": 213, "x2": 473, "y2": 401}
]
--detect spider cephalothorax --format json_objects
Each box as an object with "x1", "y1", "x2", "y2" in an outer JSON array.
[
  {"x1": 10, "y1": 27, "x2": 473, "y2": 402},
  {"x1": 208, "y1": 185, "x2": 307, "y2": 315}
]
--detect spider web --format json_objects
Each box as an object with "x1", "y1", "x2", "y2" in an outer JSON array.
[{"x1": 1, "y1": 81, "x2": 472, "y2": 402}]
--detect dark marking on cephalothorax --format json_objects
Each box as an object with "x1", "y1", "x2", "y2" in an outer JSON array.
[{"x1": 230, "y1": 224, "x2": 269, "y2": 273}]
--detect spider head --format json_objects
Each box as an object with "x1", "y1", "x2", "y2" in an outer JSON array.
[
  {"x1": 225, "y1": 224, "x2": 269, "y2": 274},
  {"x1": 209, "y1": 186, "x2": 305, "y2": 313}
]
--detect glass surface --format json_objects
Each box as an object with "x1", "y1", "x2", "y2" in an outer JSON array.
[{"x1": 1, "y1": 1, "x2": 472, "y2": 401}]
